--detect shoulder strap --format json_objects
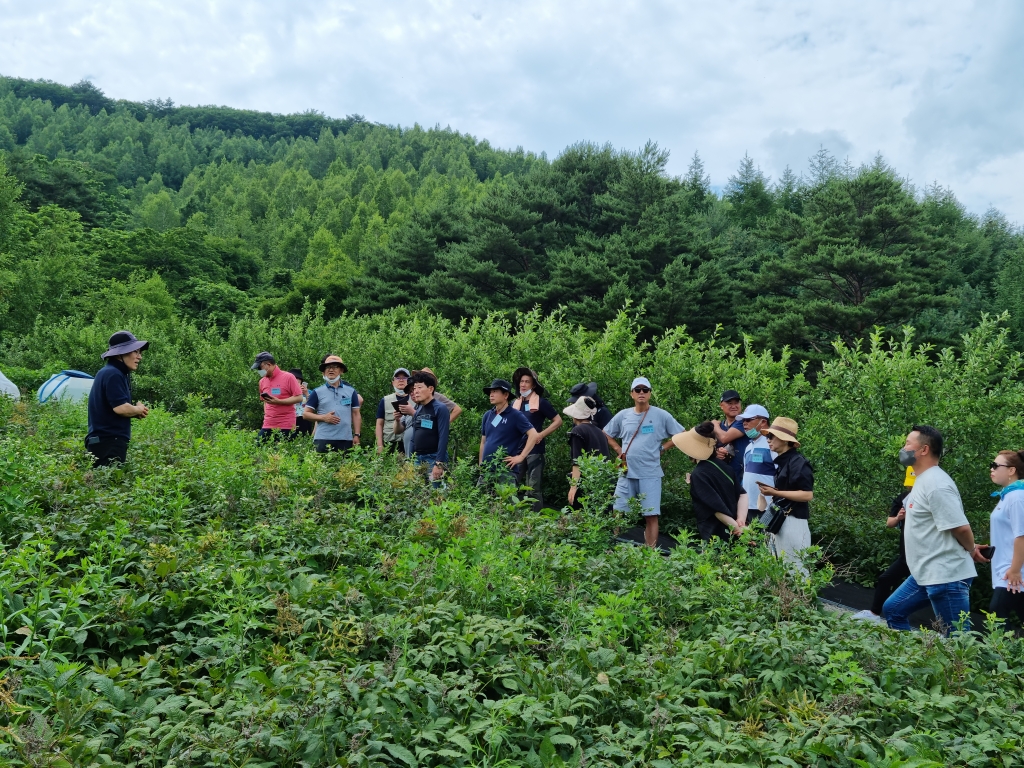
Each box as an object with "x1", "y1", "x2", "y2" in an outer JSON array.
[
  {"x1": 705, "y1": 459, "x2": 735, "y2": 485},
  {"x1": 622, "y1": 413, "x2": 646, "y2": 457}
]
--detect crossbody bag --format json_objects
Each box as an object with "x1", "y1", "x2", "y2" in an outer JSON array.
[{"x1": 620, "y1": 414, "x2": 648, "y2": 473}]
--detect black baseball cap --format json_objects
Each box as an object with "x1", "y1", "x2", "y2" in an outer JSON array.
[
  {"x1": 720, "y1": 389, "x2": 741, "y2": 403},
  {"x1": 483, "y1": 379, "x2": 513, "y2": 394},
  {"x1": 251, "y1": 351, "x2": 275, "y2": 370}
]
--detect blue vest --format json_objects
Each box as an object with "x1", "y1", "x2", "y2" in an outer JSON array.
[{"x1": 311, "y1": 381, "x2": 357, "y2": 441}]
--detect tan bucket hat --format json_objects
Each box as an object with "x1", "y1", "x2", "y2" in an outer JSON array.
[
  {"x1": 672, "y1": 429, "x2": 716, "y2": 461},
  {"x1": 318, "y1": 354, "x2": 347, "y2": 373},
  {"x1": 762, "y1": 417, "x2": 800, "y2": 447}
]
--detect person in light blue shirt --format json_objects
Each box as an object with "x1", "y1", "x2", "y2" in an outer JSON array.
[
  {"x1": 987, "y1": 449, "x2": 1024, "y2": 626},
  {"x1": 603, "y1": 376, "x2": 686, "y2": 548},
  {"x1": 304, "y1": 355, "x2": 362, "y2": 453}
]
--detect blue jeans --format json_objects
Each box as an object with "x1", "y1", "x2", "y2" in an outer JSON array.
[
  {"x1": 414, "y1": 452, "x2": 443, "y2": 488},
  {"x1": 883, "y1": 574, "x2": 974, "y2": 635}
]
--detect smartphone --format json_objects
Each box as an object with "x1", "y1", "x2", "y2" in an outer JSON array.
[
  {"x1": 260, "y1": 392, "x2": 271, "y2": 400},
  {"x1": 979, "y1": 545, "x2": 995, "y2": 559},
  {"x1": 395, "y1": 394, "x2": 409, "y2": 406}
]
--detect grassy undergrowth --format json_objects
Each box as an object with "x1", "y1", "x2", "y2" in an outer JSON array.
[{"x1": 1, "y1": 400, "x2": 1023, "y2": 767}]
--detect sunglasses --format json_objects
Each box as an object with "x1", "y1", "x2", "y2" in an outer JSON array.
[
  {"x1": 633, "y1": 387, "x2": 651, "y2": 393},
  {"x1": 991, "y1": 462, "x2": 1011, "y2": 470}
]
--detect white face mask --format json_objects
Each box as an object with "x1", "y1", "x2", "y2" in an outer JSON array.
[
  {"x1": 324, "y1": 374, "x2": 341, "y2": 385},
  {"x1": 520, "y1": 388, "x2": 533, "y2": 398},
  {"x1": 257, "y1": 369, "x2": 268, "y2": 379},
  {"x1": 394, "y1": 386, "x2": 407, "y2": 394}
]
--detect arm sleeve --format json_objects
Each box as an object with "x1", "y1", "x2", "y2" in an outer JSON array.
[
  {"x1": 376, "y1": 399, "x2": 386, "y2": 419},
  {"x1": 661, "y1": 412, "x2": 686, "y2": 438},
  {"x1": 569, "y1": 430, "x2": 582, "y2": 464},
  {"x1": 351, "y1": 390, "x2": 360, "y2": 409},
  {"x1": 435, "y1": 403, "x2": 450, "y2": 464},
  {"x1": 604, "y1": 412, "x2": 622, "y2": 439},
  {"x1": 540, "y1": 399, "x2": 558, "y2": 420},
  {"x1": 794, "y1": 460, "x2": 814, "y2": 492},
  {"x1": 931, "y1": 485, "x2": 970, "y2": 531},
  {"x1": 305, "y1": 390, "x2": 319, "y2": 411},
  {"x1": 104, "y1": 372, "x2": 131, "y2": 408},
  {"x1": 481, "y1": 412, "x2": 488, "y2": 436},
  {"x1": 1009, "y1": 494, "x2": 1024, "y2": 539}
]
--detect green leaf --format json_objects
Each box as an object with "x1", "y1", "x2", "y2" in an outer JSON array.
[{"x1": 384, "y1": 742, "x2": 418, "y2": 767}]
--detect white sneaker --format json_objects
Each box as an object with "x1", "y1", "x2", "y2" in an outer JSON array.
[{"x1": 851, "y1": 609, "x2": 885, "y2": 624}]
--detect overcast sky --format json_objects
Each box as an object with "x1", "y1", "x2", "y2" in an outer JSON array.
[{"x1": 2, "y1": 1, "x2": 1023, "y2": 223}]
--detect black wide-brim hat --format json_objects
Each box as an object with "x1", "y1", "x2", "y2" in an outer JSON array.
[
  {"x1": 102, "y1": 331, "x2": 149, "y2": 359},
  {"x1": 567, "y1": 381, "x2": 597, "y2": 404},
  {"x1": 511, "y1": 367, "x2": 546, "y2": 398}
]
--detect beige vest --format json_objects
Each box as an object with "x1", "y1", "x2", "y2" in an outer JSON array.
[{"x1": 381, "y1": 393, "x2": 402, "y2": 443}]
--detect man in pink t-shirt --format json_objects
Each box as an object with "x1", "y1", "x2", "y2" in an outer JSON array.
[{"x1": 251, "y1": 351, "x2": 303, "y2": 443}]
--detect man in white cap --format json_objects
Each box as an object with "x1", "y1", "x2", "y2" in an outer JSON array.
[
  {"x1": 85, "y1": 331, "x2": 150, "y2": 466},
  {"x1": 737, "y1": 404, "x2": 775, "y2": 520},
  {"x1": 603, "y1": 376, "x2": 686, "y2": 547}
]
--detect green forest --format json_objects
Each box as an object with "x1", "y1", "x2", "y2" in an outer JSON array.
[
  {"x1": 2, "y1": 74, "x2": 1023, "y2": 372},
  {"x1": 5, "y1": 76, "x2": 1024, "y2": 767}
]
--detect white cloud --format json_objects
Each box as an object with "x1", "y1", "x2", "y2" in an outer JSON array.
[
  {"x1": 1, "y1": 0, "x2": 1022, "y2": 222},
  {"x1": 762, "y1": 130, "x2": 854, "y2": 181}
]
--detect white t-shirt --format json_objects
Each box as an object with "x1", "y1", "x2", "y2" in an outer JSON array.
[
  {"x1": 903, "y1": 465, "x2": 977, "y2": 586},
  {"x1": 990, "y1": 488, "x2": 1024, "y2": 589}
]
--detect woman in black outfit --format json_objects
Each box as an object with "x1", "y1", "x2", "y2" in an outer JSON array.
[
  {"x1": 673, "y1": 421, "x2": 749, "y2": 541},
  {"x1": 563, "y1": 396, "x2": 612, "y2": 509}
]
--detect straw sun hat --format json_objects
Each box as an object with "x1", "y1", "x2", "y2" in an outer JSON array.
[
  {"x1": 671, "y1": 429, "x2": 717, "y2": 460},
  {"x1": 762, "y1": 417, "x2": 800, "y2": 447}
]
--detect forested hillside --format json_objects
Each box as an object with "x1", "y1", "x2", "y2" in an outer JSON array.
[{"x1": 2, "y1": 74, "x2": 1022, "y2": 368}]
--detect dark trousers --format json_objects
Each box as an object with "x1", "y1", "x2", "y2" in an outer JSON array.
[
  {"x1": 517, "y1": 453, "x2": 545, "y2": 511},
  {"x1": 86, "y1": 436, "x2": 129, "y2": 467},
  {"x1": 990, "y1": 588, "x2": 1024, "y2": 627},
  {"x1": 258, "y1": 428, "x2": 295, "y2": 444},
  {"x1": 314, "y1": 439, "x2": 353, "y2": 454},
  {"x1": 294, "y1": 418, "x2": 314, "y2": 436},
  {"x1": 871, "y1": 554, "x2": 911, "y2": 615}
]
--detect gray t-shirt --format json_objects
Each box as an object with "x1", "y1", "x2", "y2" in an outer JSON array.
[
  {"x1": 904, "y1": 465, "x2": 977, "y2": 586},
  {"x1": 604, "y1": 406, "x2": 685, "y2": 479}
]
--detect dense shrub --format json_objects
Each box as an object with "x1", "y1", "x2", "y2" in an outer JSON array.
[
  {"x1": 2, "y1": 401, "x2": 1024, "y2": 766},
  {"x1": 4, "y1": 308, "x2": 1021, "y2": 589}
]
